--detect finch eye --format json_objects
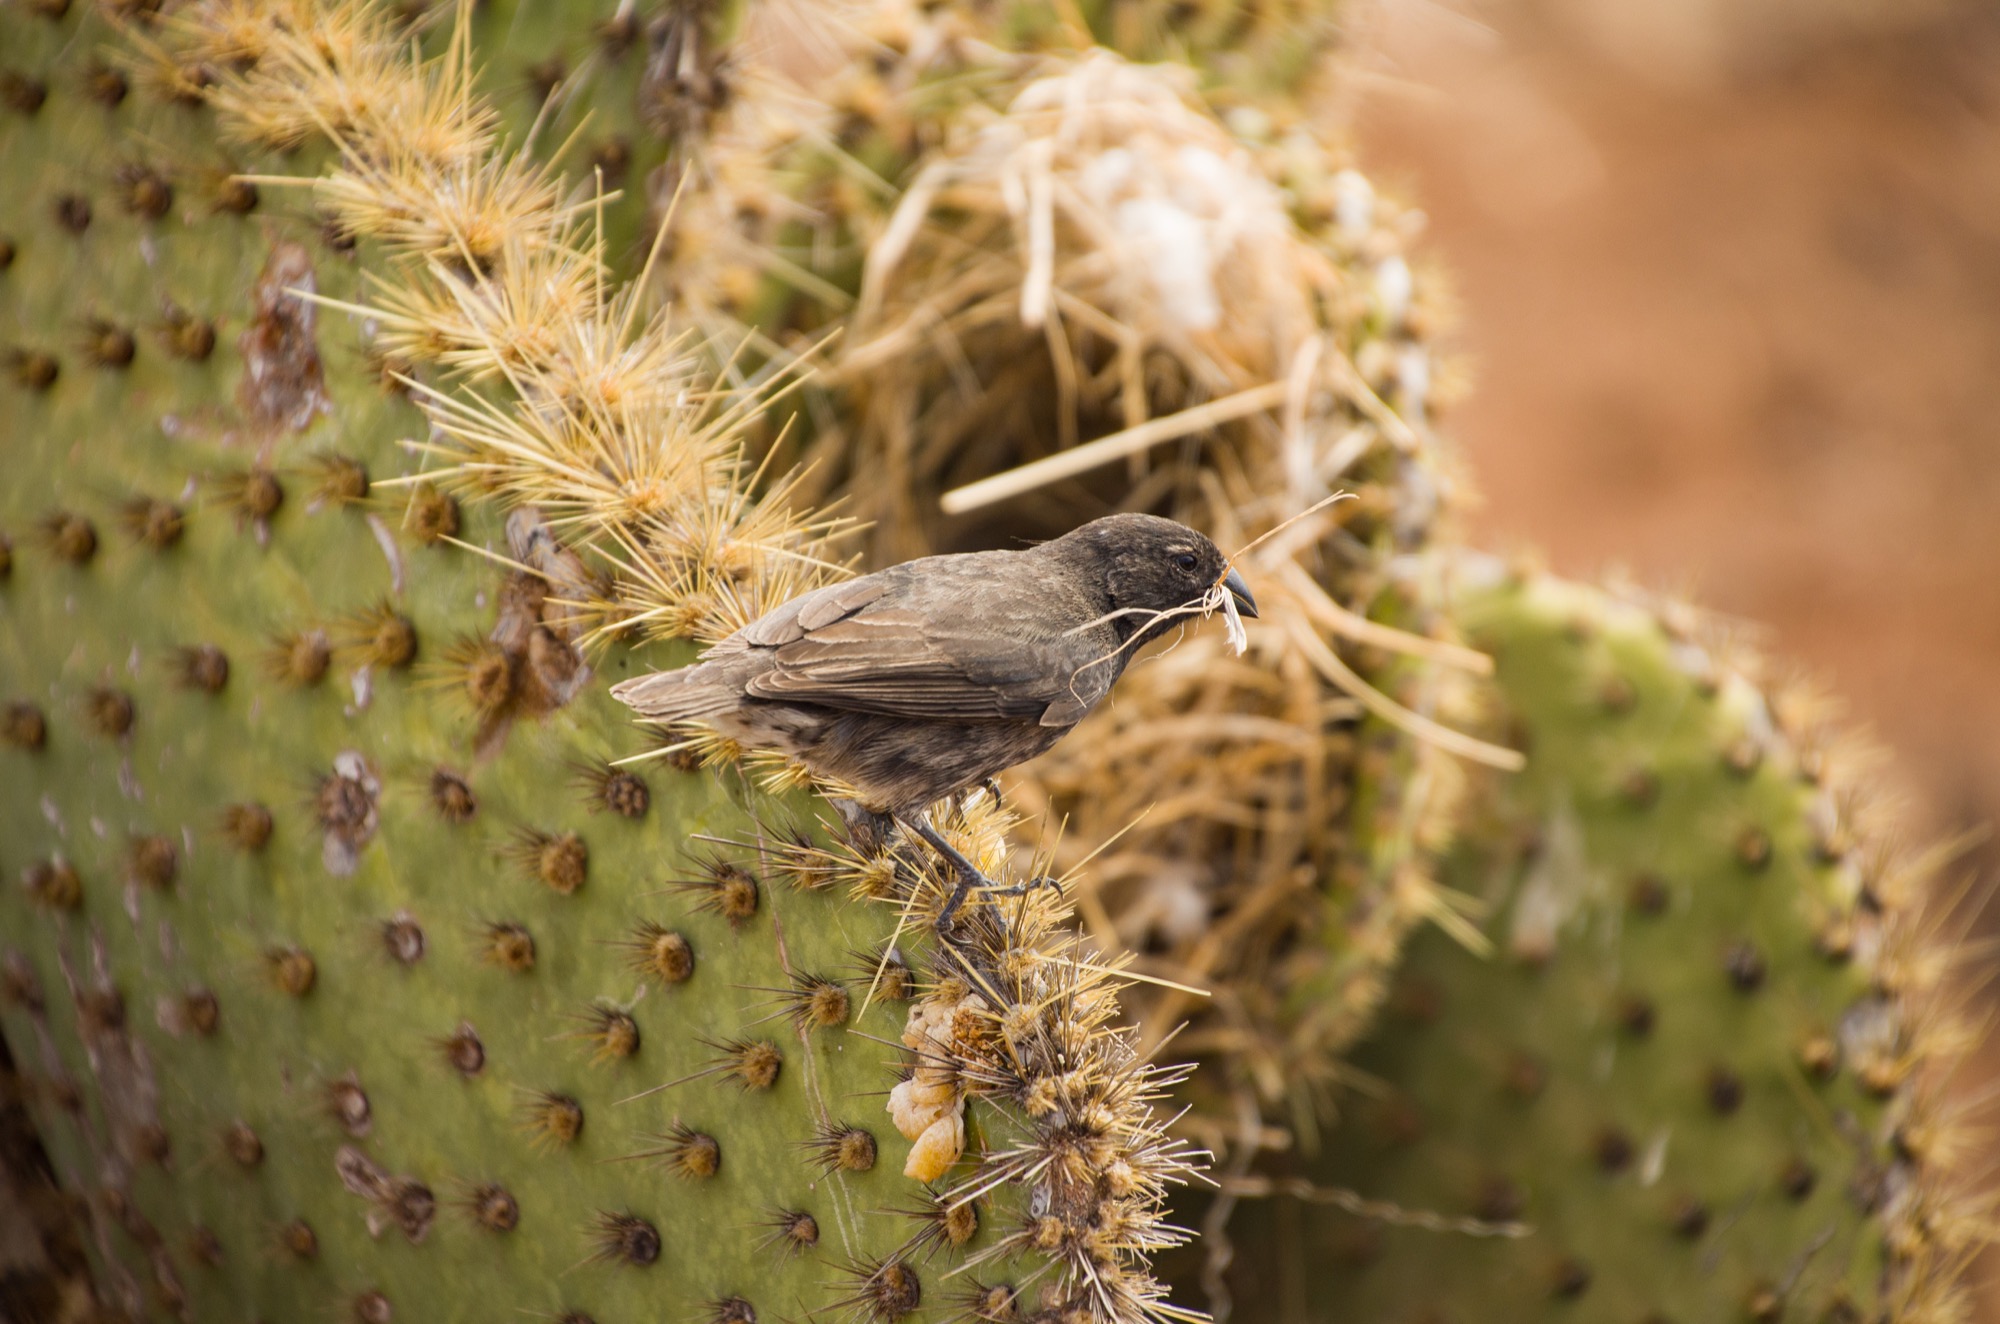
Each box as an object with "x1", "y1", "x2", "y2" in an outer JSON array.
[{"x1": 1173, "y1": 552, "x2": 1199, "y2": 571}]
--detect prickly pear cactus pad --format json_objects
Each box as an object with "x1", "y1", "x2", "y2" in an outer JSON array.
[
  {"x1": 1196, "y1": 567, "x2": 1981, "y2": 1322},
  {"x1": 0, "y1": 3, "x2": 1202, "y2": 1322}
]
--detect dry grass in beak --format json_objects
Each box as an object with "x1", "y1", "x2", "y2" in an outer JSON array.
[{"x1": 1213, "y1": 581, "x2": 1249, "y2": 656}]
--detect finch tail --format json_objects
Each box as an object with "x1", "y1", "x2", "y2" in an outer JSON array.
[{"x1": 608, "y1": 666, "x2": 745, "y2": 722}]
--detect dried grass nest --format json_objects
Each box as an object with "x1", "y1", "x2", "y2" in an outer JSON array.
[{"x1": 670, "y1": 32, "x2": 1512, "y2": 1124}]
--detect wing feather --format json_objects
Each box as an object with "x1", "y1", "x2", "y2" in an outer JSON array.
[
  {"x1": 704, "y1": 553, "x2": 1116, "y2": 726},
  {"x1": 728, "y1": 577, "x2": 892, "y2": 649},
  {"x1": 747, "y1": 623, "x2": 1084, "y2": 720}
]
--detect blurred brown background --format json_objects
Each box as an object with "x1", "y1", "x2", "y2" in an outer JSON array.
[
  {"x1": 1349, "y1": 0, "x2": 2000, "y2": 899},
  {"x1": 1344, "y1": 0, "x2": 2000, "y2": 1305}
]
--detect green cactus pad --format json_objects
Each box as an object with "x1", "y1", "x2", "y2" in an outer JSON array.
[
  {"x1": 1190, "y1": 566, "x2": 1976, "y2": 1321},
  {"x1": 0, "y1": 4, "x2": 1195, "y2": 1321}
]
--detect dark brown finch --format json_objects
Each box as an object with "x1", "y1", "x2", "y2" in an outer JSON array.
[{"x1": 611, "y1": 513, "x2": 1257, "y2": 921}]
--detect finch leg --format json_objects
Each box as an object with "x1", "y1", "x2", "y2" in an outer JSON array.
[
  {"x1": 831, "y1": 799, "x2": 897, "y2": 856},
  {"x1": 900, "y1": 816, "x2": 1062, "y2": 929},
  {"x1": 900, "y1": 816, "x2": 992, "y2": 928}
]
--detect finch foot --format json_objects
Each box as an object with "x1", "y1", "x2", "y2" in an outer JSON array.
[{"x1": 899, "y1": 816, "x2": 1052, "y2": 930}]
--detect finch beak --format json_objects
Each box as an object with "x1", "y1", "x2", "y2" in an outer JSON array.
[{"x1": 1222, "y1": 568, "x2": 1258, "y2": 619}]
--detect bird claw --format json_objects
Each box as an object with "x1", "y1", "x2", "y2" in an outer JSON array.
[
  {"x1": 895, "y1": 815, "x2": 1059, "y2": 931},
  {"x1": 992, "y1": 875, "x2": 1063, "y2": 901},
  {"x1": 950, "y1": 778, "x2": 1005, "y2": 817}
]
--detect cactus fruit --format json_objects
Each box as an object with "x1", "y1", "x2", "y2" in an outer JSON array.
[
  {"x1": 0, "y1": 3, "x2": 1201, "y2": 1321},
  {"x1": 1194, "y1": 566, "x2": 1981, "y2": 1322}
]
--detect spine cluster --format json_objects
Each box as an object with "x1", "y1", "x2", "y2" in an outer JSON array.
[
  {"x1": 764, "y1": 795, "x2": 1209, "y2": 1321},
  {"x1": 153, "y1": 0, "x2": 846, "y2": 649}
]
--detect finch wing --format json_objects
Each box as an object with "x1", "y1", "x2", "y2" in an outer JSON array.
[{"x1": 743, "y1": 604, "x2": 1112, "y2": 726}]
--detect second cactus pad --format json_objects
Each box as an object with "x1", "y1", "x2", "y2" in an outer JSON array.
[{"x1": 1199, "y1": 567, "x2": 1977, "y2": 1321}]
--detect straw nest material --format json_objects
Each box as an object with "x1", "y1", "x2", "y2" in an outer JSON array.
[
  {"x1": 837, "y1": 50, "x2": 1332, "y2": 556},
  {"x1": 668, "y1": 13, "x2": 1506, "y2": 1129},
  {"x1": 827, "y1": 50, "x2": 1501, "y2": 1114}
]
